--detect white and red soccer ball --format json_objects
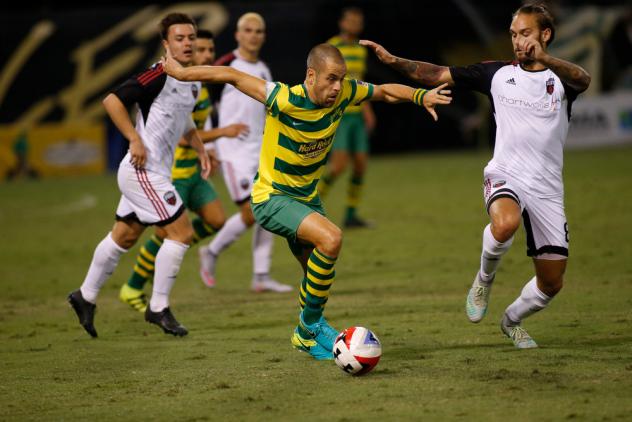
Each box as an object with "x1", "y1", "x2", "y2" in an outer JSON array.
[{"x1": 333, "y1": 327, "x2": 382, "y2": 376}]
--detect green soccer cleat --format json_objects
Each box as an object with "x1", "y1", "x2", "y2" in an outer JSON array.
[
  {"x1": 466, "y1": 272, "x2": 493, "y2": 323},
  {"x1": 291, "y1": 327, "x2": 333, "y2": 360},
  {"x1": 501, "y1": 314, "x2": 538, "y2": 349},
  {"x1": 119, "y1": 284, "x2": 147, "y2": 313}
]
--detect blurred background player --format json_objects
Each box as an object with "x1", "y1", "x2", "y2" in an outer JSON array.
[
  {"x1": 68, "y1": 13, "x2": 211, "y2": 337},
  {"x1": 198, "y1": 13, "x2": 292, "y2": 293},
  {"x1": 318, "y1": 7, "x2": 377, "y2": 228},
  {"x1": 119, "y1": 29, "x2": 249, "y2": 312},
  {"x1": 362, "y1": 3, "x2": 590, "y2": 348},
  {"x1": 162, "y1": 42, "x2": 451, "y2": 360}
]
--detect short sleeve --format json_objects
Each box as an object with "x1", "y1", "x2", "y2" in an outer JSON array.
[
  {"x1": 350, "y1": 79, "x2": 374, "y2": 105},
  {"x1": 265, "y1": 82, "x2": 286, "y2": 116},
  {"x1": 449, "y1": 61, "x2": 507, "y2": 95},
  {"x1": 112, "y1": 63, "x2": 166, "y2": 108}
]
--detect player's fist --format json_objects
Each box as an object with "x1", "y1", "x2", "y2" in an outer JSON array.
[{"x1": 129, "y1": 137, "x2": 146, "y2": 168}]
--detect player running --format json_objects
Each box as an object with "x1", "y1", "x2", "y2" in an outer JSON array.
[
  {"x1": 118, "y1": 29, "x2": 249, "y2": 312},
  {"x1": 162, "y1": 42, "x2": 451, "y2": 359},
  {"x1": 362, "y1": 3, "x2": 591, "y2": 348},
  {"x1": 68, "y1": 13, "x2": 212, "y2": 337}
]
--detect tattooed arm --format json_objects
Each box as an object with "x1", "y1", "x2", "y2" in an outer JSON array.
[{"x1": 360, "y1": 40, "x2": 454, "y2": 86}]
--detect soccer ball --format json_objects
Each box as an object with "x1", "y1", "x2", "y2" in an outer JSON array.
[{"x1": 333, "y1": 327, "x2": 382, "y2": 376}]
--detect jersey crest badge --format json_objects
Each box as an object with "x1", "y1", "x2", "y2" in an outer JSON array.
[
  {"x1": 164, "y1": 191, "x2": 177, "y2": 206},
  {"x1": 191, "y1": 84, "x2": 199, "y2": 98},
  {"x1": 493, "y1": 181, "x2": 506, "y2": 188},
  {"x1": 546, "y1": 78, "x2": 555, "y2": 95}
]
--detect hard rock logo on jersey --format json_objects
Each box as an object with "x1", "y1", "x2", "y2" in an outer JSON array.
[
  {"x1": 297, "y1": 136, "x2": 334, "y2": 159},
  {"x1": 191, "y1": 84, "x2": 199, "y2": 99},
  {"x1": 546, "y1": 78, "x2": 555, "y2": 95},
  {"x1": 164, "y1": 191, "x2": 177, "y2": 206}
]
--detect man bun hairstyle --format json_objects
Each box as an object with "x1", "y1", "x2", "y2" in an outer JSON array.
[
  {"x1": 159, "y1": 12, "x2": 197, "y2": 40},
  {"x1": 513, "y1": 3, "x2": 556, "y2": 46}
]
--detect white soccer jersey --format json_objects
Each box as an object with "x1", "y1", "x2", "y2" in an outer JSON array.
[
  {"x1": 213, "y1": 50, "x2": 272, "y2": 166},
  {"x1": 113, "y1": 62, "x2": 199, "y2": 179},
  {"x1": 450, "y1": 61, "x2": 580, "y2": 196}
]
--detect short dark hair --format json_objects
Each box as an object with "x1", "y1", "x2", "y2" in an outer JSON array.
[
  {"x1": 197, "y1": 29, "x2": 214, "y2": 40},
  {"x1": 307, "y1": 43, "x2": 345, "y2": 71},
  {"x1": 159, "y1": 13, "x2": 196, "y2": 40},
  {"x1": 340, "y1": 6, "x2": 363, "y2": 19},
  {"x1": 513, "y1": 3, "x2": 556, "y2": 46}
]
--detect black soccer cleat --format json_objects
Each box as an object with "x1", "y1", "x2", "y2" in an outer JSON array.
[
  {"x1": 343, "y1": 215, "x2": 374, "y2": 229},
  {"x1": 67, "y1": 290, "x2": 98, "y2": 338},
  {"x1": 145, "y1": 306, "x2": 188, "y2": 337}
]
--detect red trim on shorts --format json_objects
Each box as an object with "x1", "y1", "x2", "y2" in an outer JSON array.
[{"x1": 135, "y1": 168, "x2": 169, "y2": 220}]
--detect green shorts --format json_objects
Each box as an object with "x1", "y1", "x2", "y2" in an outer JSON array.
[
  {"x1": 252, "y1": 195, "x2": 325, "y2": 256},
  {"x1": 173, "y1": 172, "x2": 218, "y2": 212},
  {"x1": 332, "y1": 112, "x2": 369, "y2": 154}
]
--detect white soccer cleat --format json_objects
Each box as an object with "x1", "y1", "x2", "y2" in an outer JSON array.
[
  {"x1": 198, "y1": 247, "x2": 217, "y2": 288},
  {"x1": 465, "y1": 272, "x2": 493, "y2": 323},
  {"x1": 501, "y1": 314, "x2": 538, "y2": 349},
  {"x1": 251, "y1": 279, "x2": 293, "y2": 293}
]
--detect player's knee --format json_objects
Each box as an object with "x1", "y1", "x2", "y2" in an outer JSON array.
[
  {"x1": 540, "y1": 274, "x2": 564, "y2": 297},
  {"x1": 318, "y1": 226, "x2": 343, "y2": 257},
  {"x1": 170, "y1": 227, "x2": 195, "y2": 245},
  {"x1": 492, "y1": 216, "x2": 520, "y2": 242}
]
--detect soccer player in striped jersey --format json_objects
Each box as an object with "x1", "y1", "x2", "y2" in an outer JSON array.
[
  {"x1": 119, "y1": 29, "x2": 249, "y2": 312},
  {"x1": 162, "y1": 43, "x2": 451, "y2": 359},
  {"x1": 362, "y1": 3, "x2": 591, "y2": 348},
  {"x1": 319, "y1": 7, "x2": 377, "y2": 228},
  {"x1": 68, "y1": 13, "x2": 210, "y2": 338}
]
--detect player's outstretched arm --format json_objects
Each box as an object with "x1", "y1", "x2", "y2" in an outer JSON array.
[
  {"x1": 162, "y1": 51, "x2": 267, "y2": 104},
  {"x1": 371, "y1": 83, "x2": 452, "y2": 121},
  {"x1": 103, "y1": 93, "x2": 146, "y2": 168},
  {"x1": 360, "y1": 40, "x2": 453, "y2": 86}
]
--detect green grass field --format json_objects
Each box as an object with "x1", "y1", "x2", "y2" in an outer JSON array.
[{"x1": 2, "y1": 147, "x2": 631, "y2": 421}]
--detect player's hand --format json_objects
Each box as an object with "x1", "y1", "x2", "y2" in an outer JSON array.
[
  {"x1": 359, "y1": 40, "x2": 396, "y2": 65},
  {"x1": 223, "y1": 123, "x2": 250, "y2": 139},
  {"x1": 129, "y1": 137, "x2": 146, "y2": 168},
  {"x1": 199, "y1": 149, "x2": 211, "y2": 180},
  {"x1": 207, "y1": 149, "x2": 221, "y2": 176},
  {"x1": 161, "y1": 46, "x2": 184, "y2": 80},
  {"x1": 423, "y1": 82, "x2": 452, "y2": 122},
  {"x1": 517, "y1": 38, "x2": 546, "y2": 63}
]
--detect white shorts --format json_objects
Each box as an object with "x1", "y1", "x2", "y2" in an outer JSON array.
[
  {"x1": 221, "y1": 159, "x2": 258, "y2": 204},
  {"x1": 483, "y1": 170, "x2": 568, "y2": 260},
  {"x1": 116, "y1": 164, "x2": 184, "y2": 226}
]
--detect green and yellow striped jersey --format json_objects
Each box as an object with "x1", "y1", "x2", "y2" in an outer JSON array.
[
  {"x1": 327, "y1": 35, "x2": 368, "y2": 113},
  {"x1": 172, "y1": 85, "x2": 212, "y2": 180},
  {"x1": 251, "y1": 79, "x2": 373, "y2": 204}
]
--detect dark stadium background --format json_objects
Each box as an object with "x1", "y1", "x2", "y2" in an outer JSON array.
[{"x1": 0, "y1": 0, "x2": 629, "y2": 168}]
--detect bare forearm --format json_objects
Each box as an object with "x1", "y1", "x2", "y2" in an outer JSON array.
[
  {"x1": 103, "y1": 94, "x2": 140, "y2": 142},
  {"x1": 540, "y1": 54, "x2": 591, "y2": 92},
  {"x1": 198, "y1": 127, "x2": 227, "y2": 143},
  {"x1": 378, "y1": 84, "x2": 415, "y2": 103},
  {"x1": 176, "y1": 65, "x2": 238, "y2": 84},
  {"x1": 184, "y1": 129, "x2": 206, "y2": 156},
  {"x1": 390, "y1": 56, "x2": 451, "y2": 86}
]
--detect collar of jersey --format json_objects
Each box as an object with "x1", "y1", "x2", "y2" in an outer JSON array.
[{"x1": 519, "y1": 63, "x2": 548, "y2": 73}]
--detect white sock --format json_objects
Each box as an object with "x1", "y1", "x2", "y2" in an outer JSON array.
[
  {"x1": 150, "y1": 239, "x2": 189, "y2": 312},
  {"x1": 252, "y1": 224, "x2": 273, "y2": 277},
  {"x1": 505, "y1": 277, "x2": 552, "y2": 324},
  {"x1": 208, "y1": 213, "x2": 248, "y2": 256},
  {"x1": 479, "y1": 224, "x2": 513, "y2": 285},
  {"x1": 80, "y1": 232, "x2": 127, "y2": 303}
]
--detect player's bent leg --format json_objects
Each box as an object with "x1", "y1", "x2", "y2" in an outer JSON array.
[
  {"x1": 466, "y1": 198, "x2": 520, "y2": 322},
  {"x1": 501, "y1": 259, "x2": 566, "y2": 349},
  {"x1": 144, "y1": 213, "x2": 192, "y2": 336},
  {"x1": 70, "y1": 220, "x2": 143, "y2": 337},
  {"x1": 344, "y1": 152, "x2": 371, "y2": 228}
]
